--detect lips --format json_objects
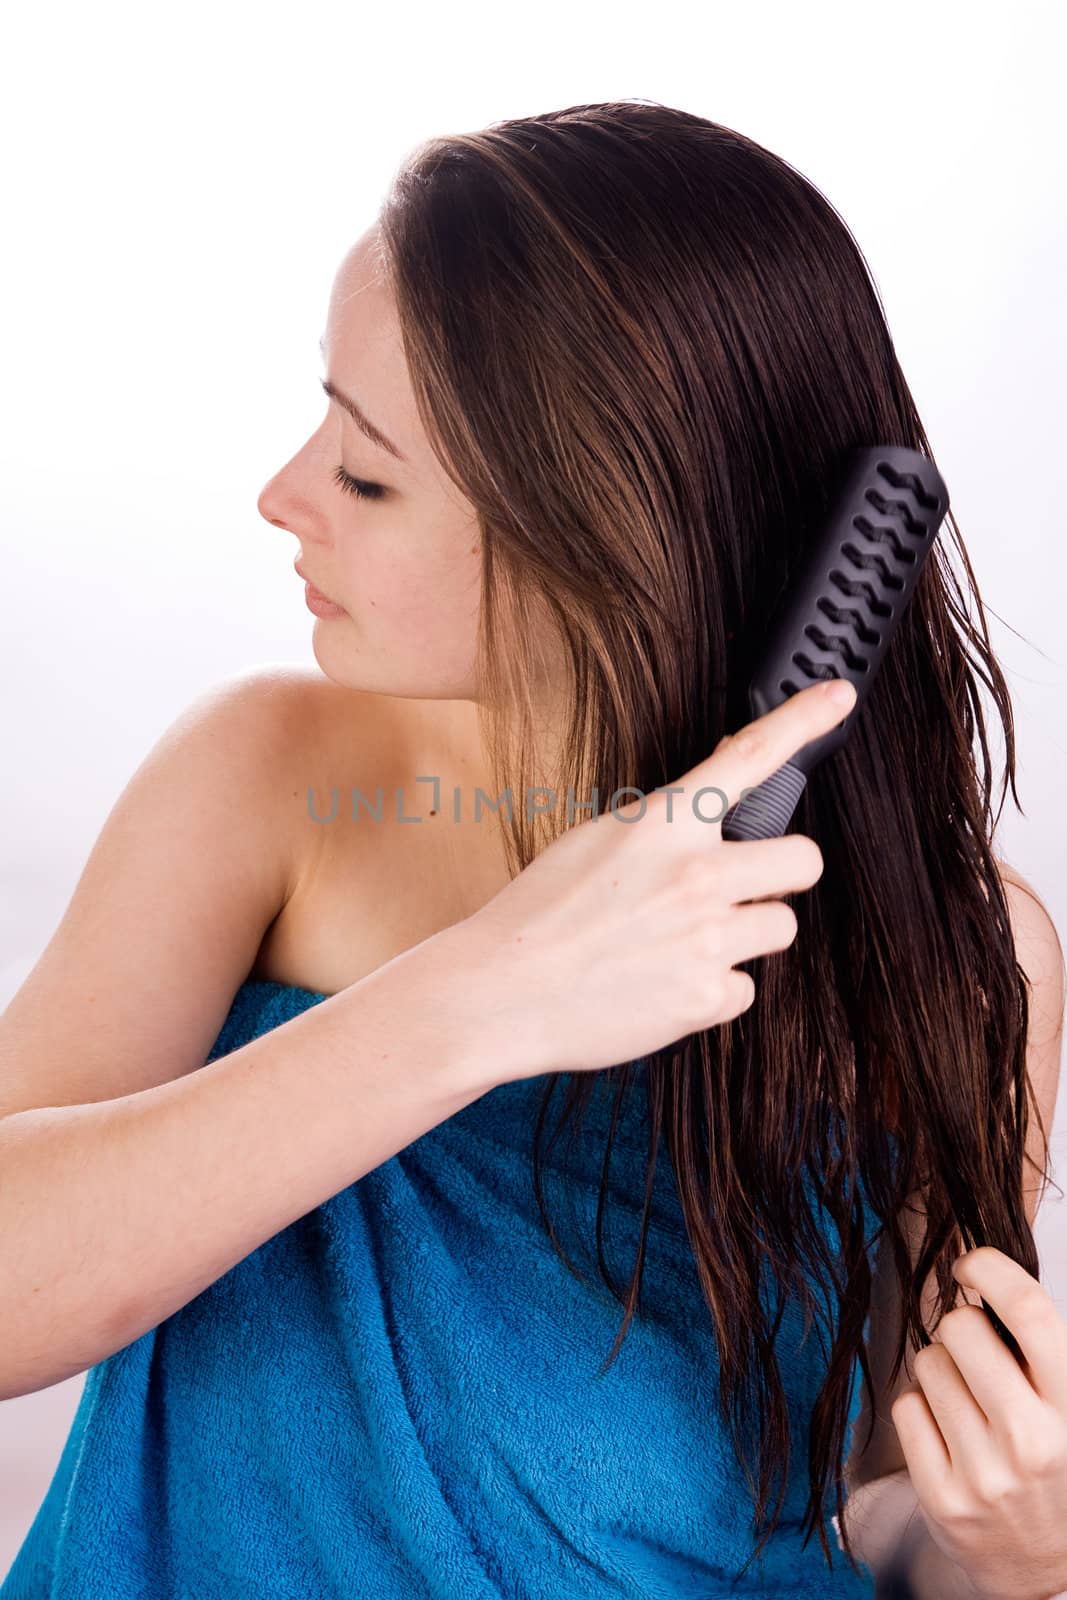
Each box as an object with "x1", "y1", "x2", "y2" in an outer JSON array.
[{"x1": 294, "y1": 560, "x2": 339, "y2": 604}]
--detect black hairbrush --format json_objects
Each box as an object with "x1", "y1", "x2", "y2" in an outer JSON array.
[{"x1": 721, "y1": 444, "x2": 950, "y2": 842}]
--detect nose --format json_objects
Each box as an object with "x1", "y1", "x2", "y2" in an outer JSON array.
[
  {"x1": 257, "y1": 447, "x2": 321, "y2": 536},
  {"x1": 257, "y1": 421, "x2": 334, "y2": 539},
  {"x1": 256, "y1": 481, "x2": 287, "y2": 530}
]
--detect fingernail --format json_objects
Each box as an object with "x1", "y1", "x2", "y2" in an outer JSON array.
[{"x1": 825, "y1": 679, "x2": 856, "y2": 708}]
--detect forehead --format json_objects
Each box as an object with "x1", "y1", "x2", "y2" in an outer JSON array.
[
  {"x1": 321, "y1": 229, "x2": 475, "y2": 514},
  {"x1": 326, "y1": 228, "x2": 394, "y2": 344},
  {"x1": 321, "y1": 231, "x2": 418, "y2": 466}
]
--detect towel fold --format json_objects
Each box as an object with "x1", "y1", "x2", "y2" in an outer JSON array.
[{"x1": 2, "y1": 978, "x2": 882, "y2": 1597}]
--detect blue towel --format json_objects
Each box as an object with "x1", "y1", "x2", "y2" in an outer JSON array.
[{"x1": 2, "y1": 979, "x2": 883, "y2": 1597}]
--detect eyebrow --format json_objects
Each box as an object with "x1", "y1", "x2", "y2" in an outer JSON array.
[{"x1": 318, "y1": 335, "x2": 406, "y2": 463}]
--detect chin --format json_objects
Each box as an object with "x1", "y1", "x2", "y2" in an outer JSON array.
[{"x1": 310, "y1": 640, "x2": 479, "y2": 703}]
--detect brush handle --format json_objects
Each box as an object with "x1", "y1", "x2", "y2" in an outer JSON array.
[{"x1": 720, "y1": 762, "x2": 808, "y2": 842}]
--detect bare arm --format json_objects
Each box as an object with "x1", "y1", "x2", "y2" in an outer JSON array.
[{"x1": 0, "y1": 924, "x2": 513, "y2": 1402}]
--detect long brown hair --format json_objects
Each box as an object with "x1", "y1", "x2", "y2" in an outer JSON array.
[{"x1": 375, "y1": 99, "x2": 1060, "y2": 1579}]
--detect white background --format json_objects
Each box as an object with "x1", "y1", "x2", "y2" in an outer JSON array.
[{"x1": 1, "y1": 0, "x2": 1065, "y2": 1580}]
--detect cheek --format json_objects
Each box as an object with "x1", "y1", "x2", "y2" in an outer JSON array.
[{"x1": 349, "y1": 543, "x2": 482, "y2": 651}]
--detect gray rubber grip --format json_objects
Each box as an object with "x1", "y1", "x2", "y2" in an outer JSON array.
[{"x1": 721, "y1": 762, "x2": 809, "y2": 841}]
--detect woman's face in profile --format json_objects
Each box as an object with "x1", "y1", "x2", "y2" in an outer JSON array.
[{"x1": 257, "y1": 224, "x2": 485, "y2": 702}]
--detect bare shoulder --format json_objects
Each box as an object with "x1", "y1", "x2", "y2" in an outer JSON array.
[
  {"x1": 994, "y1": 857, "x2": 1065, "y2": 1217},
  {"x1": 166, "y1": 664, "x2": 357, "y2": 903},
  {"x1": 995, "y1": 856, "x2": 1066, "y2": 1050},
  {"x1": 238, "y1": 671, "x2": 450, "y2": 995},
  {"x1": 242, "y1": 665, "x2": 418, "y2": 852},
  {"x1": 248, "y1": 679, "x2": 511, "y2": 997},
  {"x1": 211, "y1": 662, "x2": 401, "y2": 747},
  {"x1": 233, "y1": 663, "x2": 418, "y2": 764},
  {"x1": 217, "y1": 664, "x2": 419, "y2": 853},
  {"x1": 0, "y1": 665, "x2": 409, "y2": 1120}
]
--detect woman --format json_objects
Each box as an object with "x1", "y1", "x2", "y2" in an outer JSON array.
[{"x1": 1, "y1": 101, "x2": 1063, "y2": 1599}]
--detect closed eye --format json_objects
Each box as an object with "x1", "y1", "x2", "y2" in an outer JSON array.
[{"x1": 332, "y1": 464, "x2": 386, "y2": 502}]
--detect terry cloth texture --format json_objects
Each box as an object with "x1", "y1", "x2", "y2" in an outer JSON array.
[{"x1": 2, "y1": 978, "x2": 887, "y2": 1598}]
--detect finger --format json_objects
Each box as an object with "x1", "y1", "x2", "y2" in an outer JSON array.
[
  {"x1": 910, "y1": 1340, "x2": 995, "y2": 1475},
  {"x1": 934, "y1": 1304, "x2": 1048, "y2": 1445},
  {"x1": 721, "y1": 901, "x2": 799, "y2": 965},
  {"x1": 676, "y1": 679, "x2": 857, "y2": 832},
  {"x1": 890, "y1": 1384, "x2": 954, "y2": 1511},
  {"x1": 716, "y1": 968, "x2": 757, "y2": 1022},
  {"x1": 712, "y1": 835, "x2": 825, "y2": 906},
  {"x1": 952, "y1": 1248, "x2": 1067, "y2": 1408}
]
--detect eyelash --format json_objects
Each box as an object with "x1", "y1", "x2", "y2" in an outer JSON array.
[{"x1": 331, "y1": 464, "x2": 385, "y2": 502}]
